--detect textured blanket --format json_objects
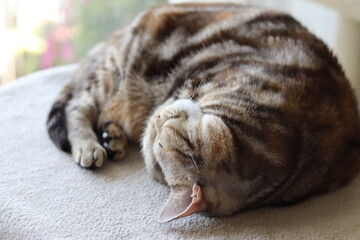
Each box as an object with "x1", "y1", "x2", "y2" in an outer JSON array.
[{"x1": 1, "y1": 65, "x2": 360, "y2": 239}]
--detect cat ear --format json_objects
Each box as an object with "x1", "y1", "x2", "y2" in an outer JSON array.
[{"x1": 158, "y1": 183, "x2": 207, "y2": 223}]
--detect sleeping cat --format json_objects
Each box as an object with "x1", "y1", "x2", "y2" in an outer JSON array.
[{"x1": 47, "y1": 3, "x2": 360, "y2": 223}]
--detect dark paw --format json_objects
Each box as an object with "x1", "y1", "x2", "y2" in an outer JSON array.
[{"x1": 98, "y1": 122, "x2": 127, "y2": 161}]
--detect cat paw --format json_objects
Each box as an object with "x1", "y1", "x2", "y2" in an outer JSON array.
[
  {"x1": 73, "y1": 141, "x2": 107, "y2": 168},
  {"x1": 99, "y1": 122, "x2": 127, "y2": 161}
]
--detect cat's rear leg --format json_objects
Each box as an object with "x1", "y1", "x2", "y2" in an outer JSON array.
[
  {"x1": 98, "y1": 121, "x2": 127, "y2": 161},
  {"x1": 67, "y1": 93, "x2": 106, "y2": 168}
]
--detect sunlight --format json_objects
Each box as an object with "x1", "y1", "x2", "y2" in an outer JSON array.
[
  {"x1": 0, "y1": 0, "x2": 166, "y2": 84},
  {"x1": 0, "y1": 0, "x2": 60, "y2": 82}
]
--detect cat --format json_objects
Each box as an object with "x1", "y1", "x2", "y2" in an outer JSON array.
[{"x1": 47, "y1": 3, "x2": 360, "y2": 223}]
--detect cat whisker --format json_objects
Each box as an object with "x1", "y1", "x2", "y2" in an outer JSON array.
[
  {"x1": 178, "y1": 65, "x2": 191, "y2": 100},
  {"x1": 121, "y1": 160, "x2": 158, "y2": 183},
  {"x1": 184, "y1": 65, "x2": 190, "y2": 82},
  {"x1": 175, "y1": 174, "x2": 188, "y2": 183},
  {"x1": 189, "y1": 77, "x2": 205, "y2": 100},
  {"x1": 188, "y1": 152, "x2": 199, "y2": 171}
]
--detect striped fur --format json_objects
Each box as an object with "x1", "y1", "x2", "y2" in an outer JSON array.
[{"x1": 47, "y1": 3, "x2": 360, "y2": 217}]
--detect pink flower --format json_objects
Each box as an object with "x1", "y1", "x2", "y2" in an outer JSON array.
[
  {"x1": 41, "y1": 35, "x2": 56, "y2": 69},
  {"x1": 54, "y1": 25, "x2": 69, "y2": 42},
  {"x1": 61, "y1": 42, "x2": 74, "y2": 61}
]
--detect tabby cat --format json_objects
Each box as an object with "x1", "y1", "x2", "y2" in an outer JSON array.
[{"x1": 47, "y1": 3, "x2": 360, "y2": 223}]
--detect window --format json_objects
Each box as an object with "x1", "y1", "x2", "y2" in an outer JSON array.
[{"x1": 0, "y1": 0, "x2": 166, "y2": 84}]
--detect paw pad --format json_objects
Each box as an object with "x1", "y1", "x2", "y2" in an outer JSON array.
[{"x1": 99, "y1": 122, "x2": 127, "y2": 161}]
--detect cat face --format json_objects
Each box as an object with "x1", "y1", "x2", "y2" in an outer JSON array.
[{"x1": 146, "y1": 99, "x2": 244, "y2": 222}]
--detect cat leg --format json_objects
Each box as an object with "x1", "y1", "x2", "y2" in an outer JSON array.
[
  {"x1": 67, "y1": 93, "x2": 106, "y2": 168},
  {"x1": 97, "y1": 121, "x2": 127, "y2": 161}
]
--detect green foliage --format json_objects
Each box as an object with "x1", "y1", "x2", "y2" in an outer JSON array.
[
  {"x1": 14, "y1": 0, "x2": 166, "y2": 79},
  {"x1": 70, "y1": 0, "x2": 167, "y2": 59}
]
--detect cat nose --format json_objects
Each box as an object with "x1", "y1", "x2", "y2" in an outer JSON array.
[
  {"x1": 155, "y1": 114, "x2": 178, "y2": 129},
  {"x1": 155, "y1": 114, "x2": 163, "y2": 129},
  {"x1": 155, "y1": 111, "x2": 185, "y2": 129}
]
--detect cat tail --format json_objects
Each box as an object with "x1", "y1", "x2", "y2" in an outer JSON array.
[{"x1": 46, "y1": 82, "x2": 73, "y2": 153}]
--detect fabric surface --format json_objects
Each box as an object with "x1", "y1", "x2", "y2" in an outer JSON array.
[{"x1": 1, "y1": 65, "x2": 360, "y2": 240}]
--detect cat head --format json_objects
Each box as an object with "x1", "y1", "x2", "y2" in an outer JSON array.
[{"x1": 146, "y1": 99, "x2": 243, "y2": 222}]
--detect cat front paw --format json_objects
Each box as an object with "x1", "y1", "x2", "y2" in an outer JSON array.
[
  {"x1": 73, "y1": 141, "x2": 107, "y2": 168},
  {"x1": 99, "y1": 122, "x2": 127, "y2": 161}
]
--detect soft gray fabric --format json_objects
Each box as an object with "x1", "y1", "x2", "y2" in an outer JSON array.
[{"x1": 1, "y1": 65, "x2": 360, "y2": 240}]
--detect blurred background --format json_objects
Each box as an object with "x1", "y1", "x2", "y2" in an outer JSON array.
[
  {"x1": 1, "y1": 0, "x2": 359, "y2": 98},
  {"x1": 0, "y1": 0, "x2": 166, "y2": 84}
]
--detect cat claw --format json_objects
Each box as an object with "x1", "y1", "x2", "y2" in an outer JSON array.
[{"x1": 102, "y1": 132, "x2": 109, "y2": 139}]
